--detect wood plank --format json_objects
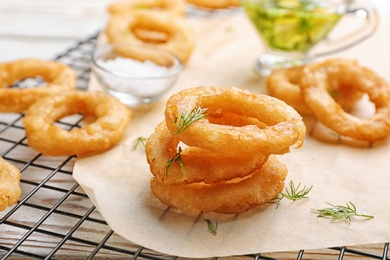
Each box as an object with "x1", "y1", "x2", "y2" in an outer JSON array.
[{"x1": 0, "y1": 0, "x2": 110, "y2": 60}]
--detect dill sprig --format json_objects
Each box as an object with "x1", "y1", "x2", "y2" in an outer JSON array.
[
  {"x1": 312, "y1": 202, "x2": 374, "y2": 223},
  {"x1": 282, "y1": 181, "x2": 313, "y2": 201},
  {"x1": 131, "y1": 136, "x2": 148, "y2": 151},
  {"x1": 270, "y1": 181, "x2": 312, "y2": 208},
  {"x1": 270, "y1": 194, "x2": 284, "y2": 208},
  {"x1": 164, "y1": 146, "x2": 185, "y2": 175},
  {"x1": 173, "y1": 107, "x2": 208, "y2": 134},
  {"x1": 204, "y1": 218, "x2": 218, "y2": 236}
]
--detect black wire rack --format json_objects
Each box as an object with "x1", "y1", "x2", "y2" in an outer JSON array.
[{"x1": 0, "y1": 33, "x2": 389, "y2": 260}]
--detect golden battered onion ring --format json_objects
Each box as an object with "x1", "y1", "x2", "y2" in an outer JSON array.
[
  {"x1": 266, "y1": 67, "x2": 313, "y2": 115},
  {"x1": 208, "y1": 111, "x2": 268, "y2": 128},
  {"x1": 107, "y1": 0, "x2": 186, "y2": 16},
  {"x1": 186, "y1": 0, "x2": 240, "y2": 9},
  {"x1": 150, "y1": 156, "x2": 287, "y2": 214},
  {"x1": 164, "y1": 86, "x2": 306, "y2": 156},
  {"x1": 0, "y1": 158, "x2": 22, "y2": 211},
  {"x1": 300, "y1": 58, "x2": 390, "y2": 141},
  {"x1": 0, "y1": 58, "x2": 76, "y2": 112},
  {"x1": 267, "y1": 66, "x2": 363, "y2": 115},
  {"x1": 146, "y1": 121, "x2": 269, "y2": 185},
  {"x1": 23, "y1": 91, "x2": 132, "y2": 156},
  {"x1": 105, "y1": 10, "x2": 194, "y2": 63}
]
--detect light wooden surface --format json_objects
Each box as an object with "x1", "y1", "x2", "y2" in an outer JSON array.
[
  {"x1": 0, "y1": 0, "x2": 389, "y2": 259},
  {"x1": 0, "y1": 0, "x2": 112, "y2": 61}
]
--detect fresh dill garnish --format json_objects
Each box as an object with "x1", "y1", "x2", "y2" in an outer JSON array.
[
  {"x1": 131, "y1": 136, "x2": 148, "y2": 151},
  {"x1": 173, "y1": 107, "x2": 208, "y2": 134},
  {"x1": 204, "y1": 218, "x2": 218, "y2": 236},
  {"x1": 312, "y1": 202, "x2": 374, "y2": 223},
  {"x1": 270, "y1": 194, "x2": 284, "y2": 208},
  {"x1": 282, "y1": 181, "x2": 313, "y2": 201},
  {"x1": 164, "y1": 146, "x2": 185, "y2": 175},
  {"x1": 270, "y1": 181, "x2": 312, "y2": 208}
]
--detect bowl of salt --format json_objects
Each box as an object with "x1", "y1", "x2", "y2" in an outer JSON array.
[{"x1": 91, "y1": 42, "x2": 183, "y2": 107}]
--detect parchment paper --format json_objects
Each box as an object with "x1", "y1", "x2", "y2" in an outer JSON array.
[{"x1": 73, "y1": 3, "x2": 390, "y2": 258}]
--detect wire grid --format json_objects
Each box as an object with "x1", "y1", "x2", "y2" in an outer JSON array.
[{"x1": 0, "y1": 34, "x2": 389, "y2": 260}]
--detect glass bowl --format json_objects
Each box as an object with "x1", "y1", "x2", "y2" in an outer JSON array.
[{"x1": 91, "y1": 42, "x2": 183, "y2": 107}]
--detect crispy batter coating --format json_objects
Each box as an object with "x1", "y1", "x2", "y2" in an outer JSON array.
[
  {"x1": 105, "y1": 10, "x2": 195, "y2": 63},
  {"x1": 150, "y1": 156, "x2": 287, "y2": 214},
  {"x1": 0, "y1": 58, "x2": 76, "y2": 112},
  {"x1": 23, "y1": 91, "x2": 132, "y2": 156},
  {"x1": 267, "y1": 65, "x2": 363, "y2": 115},
  {"x1": 146, "y1": 121, "x2": 269, "y2": 185},
  {"x1": 164, "y1": 86, "x2": 306, "y2": 156},
  {"x1": 0, "y1": 158, "x2": 21, "y2": 211},
  {"x1": 267, "y1": 66, "x2": 313, "y2": 115}
]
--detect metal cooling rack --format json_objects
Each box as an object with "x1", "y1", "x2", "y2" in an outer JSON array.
[{"x1": 0, "y1": 33, "x2": 389, "y2": 260}]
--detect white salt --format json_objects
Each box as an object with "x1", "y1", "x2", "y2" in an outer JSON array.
[
  {"x1": 98, "y1": 57, "x2": 169, "y2": 77},
  {"x1": 96, "y1": 57, "x2": 174, "y2": 97}
]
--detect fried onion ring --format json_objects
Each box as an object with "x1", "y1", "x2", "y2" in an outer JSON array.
[
  {"x1": 146, "y1": 121, "x2": 269, "y2": 185},
  {"x1": 107, "y1": 0, "x2": 186, "y2": 16},
  {"x1": 0, "y1": 58, "x2": 76, "y2": 112},
  {"x1": 150, "y1": 156, "x2": 287, "y2": 214},
  {"x1": 300, "y1": 58, "x2": 390, "y2": 141},
  {"x1": 267, "y1": 66, "x2": 363, "y2": 115},
  {"x1": 186, "y1": 0, "x2": 240, "y2": 9},
  {"x1": 0, "y1": 158, "x2": 22, "y2": 211},
  {"x1": 23, "y1": 91, "x2": 132, "y2": 156},
  {"x1": 164, "y1": 86, "x2": 306, "y2": 156},
  {"x1": 105, "y1": 10, "x2": 194, "y2": 63},
  {"x1": 266, "y1": 67, "x2": 313, "y2": 115}
]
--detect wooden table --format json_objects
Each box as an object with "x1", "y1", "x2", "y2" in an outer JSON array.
[
  {"x1": 0, "y1": 0, "x2": 111, "y2": 61},
  {"x1": 0, "y1": 0, "x2": 389, "y2": 259}
]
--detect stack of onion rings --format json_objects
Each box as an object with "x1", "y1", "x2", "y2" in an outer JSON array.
[
  {"x1": 267, "y1": 58, "x2": 390, "y2": 141},
  {"x1": 0, "y1": 58, "x2": 76, "y2": 112},
  {"x1": 146, "y1": 86, "x2": 305, "y2": 214},
  {"x1": 23, "y1": 90, "x2": 132, "y2": 156},
  {"x1": 105, "y1": 10, "x2": 194, "y2": 63},
  {"x1": 0, "y1": 158, "x2": 22, "y2": 211},
  {"x1": 107, "y1": 0, "x2": 186, "y2": 16}
]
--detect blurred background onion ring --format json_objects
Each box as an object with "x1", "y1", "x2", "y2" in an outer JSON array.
[{"x1": 0, "y1": 58, "x2": 76, "y2": 112}]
